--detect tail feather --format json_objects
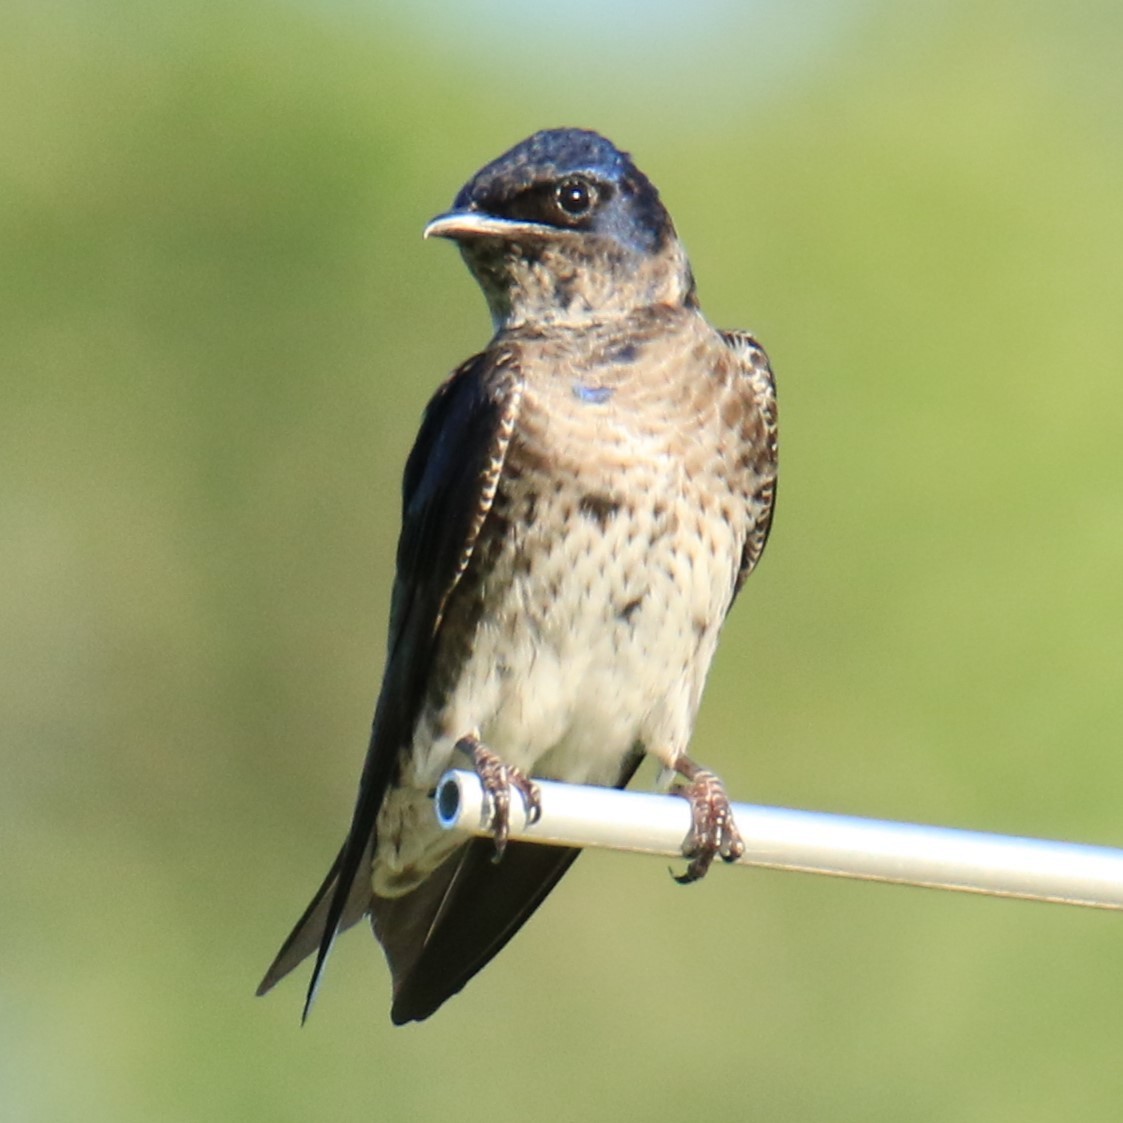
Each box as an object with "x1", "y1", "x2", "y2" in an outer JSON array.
[
  {"x1": 256, "y1": 840, "x2": 372, "y2": 999},
  {"x1": 372, "y1": 839, "x2": 581, "y2": 1025}
]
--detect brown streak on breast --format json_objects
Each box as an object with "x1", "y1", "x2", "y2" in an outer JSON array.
[{"x1": 578, "y1": 492, "x2": 621, "y2": 529}]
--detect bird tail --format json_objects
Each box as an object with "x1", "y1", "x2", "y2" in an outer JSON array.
[
  {"x1": 371, "y1": 838, "x2": 582, "y2": 1024},
  {"x1": 256, "y1": 841, "x2": 373, "y2": 999}
]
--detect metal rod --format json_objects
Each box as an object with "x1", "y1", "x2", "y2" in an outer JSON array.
[{"x1": 435, "y1": 770, "x2": 1123, "y2": 910}]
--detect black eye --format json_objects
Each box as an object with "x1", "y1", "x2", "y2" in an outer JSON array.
[{"x1": 555, "y1": 177, "x2": 596, "y2": 218}]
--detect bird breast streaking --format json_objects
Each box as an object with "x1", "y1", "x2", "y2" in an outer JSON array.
[{"x1": 257, "y1": 127, "x2": 778, "y2": 1025}]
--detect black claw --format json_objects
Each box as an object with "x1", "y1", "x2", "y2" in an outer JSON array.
[
  {"x1": 672, "y1": 858, "x2": 708, "y2": 886},
  {"x1": 525, "y1": 789, "x2": 543, "y2": 825}
]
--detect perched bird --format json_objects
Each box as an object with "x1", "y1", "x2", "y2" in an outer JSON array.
[{"x1": 258, "y1": 128, "x2": 778, "y2": 1025}]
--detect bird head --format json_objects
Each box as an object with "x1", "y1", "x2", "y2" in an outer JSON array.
[{"x1": 425, "y1": 128, "x2": 696, "y2": 330}]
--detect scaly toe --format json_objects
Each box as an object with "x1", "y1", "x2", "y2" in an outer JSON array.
[
  {"x1": 461, "y1": 735, "x2": 540, "y2": 860},
  {"x1": 672, "y1": 767, "x2": 740, "y2": 883}
]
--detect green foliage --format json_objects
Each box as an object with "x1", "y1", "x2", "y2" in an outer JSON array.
[{"x1": 4, "y1": 2, "x2": 1123, "y2": 1120}]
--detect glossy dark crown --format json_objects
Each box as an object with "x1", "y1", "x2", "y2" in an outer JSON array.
[{"x1": 452, "y1": 128, "x2": 676, "y2": 256}]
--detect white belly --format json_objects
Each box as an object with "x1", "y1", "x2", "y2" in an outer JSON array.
[{"x1": 372, "y1": 463, "x2": 739, "y2": 896}]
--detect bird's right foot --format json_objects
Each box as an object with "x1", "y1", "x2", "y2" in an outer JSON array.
[{"x1": 456, "y1": 734, "x2": 542, "y2": 861}]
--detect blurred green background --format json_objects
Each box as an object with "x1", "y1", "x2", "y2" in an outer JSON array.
[{"x1": 4, "y1": 1, "x2": 1123, "y2": 1119}]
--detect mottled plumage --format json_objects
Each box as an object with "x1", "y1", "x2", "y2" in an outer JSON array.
[{"x1": 258, "y1": 128, "x2": 778, "y2": 1024}]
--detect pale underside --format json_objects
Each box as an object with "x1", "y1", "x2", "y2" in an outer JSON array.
[{"x1": 373, "y1": 311, "x2": 776, "y2": 897}]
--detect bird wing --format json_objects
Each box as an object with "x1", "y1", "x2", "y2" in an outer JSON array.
[
  {"x1": 720, "y1": 329, "x2": 779, "y2": 600},
  {"x1": 258, "y1": 348, "x2": 525, "y2": 1018}
]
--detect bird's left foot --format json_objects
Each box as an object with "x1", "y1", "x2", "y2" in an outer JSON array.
[
  {"x1": 457, "y1": 734, "x2": 542, "y2": 862},
  {"x1": 672, "y1": 760, "x2": 744, "y2": 884}
]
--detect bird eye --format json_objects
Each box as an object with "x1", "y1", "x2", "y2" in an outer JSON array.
[{"x1": 555, "y1": 177, "x2": 596, "y2": 218}]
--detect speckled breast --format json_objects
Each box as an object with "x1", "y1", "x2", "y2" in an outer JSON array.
[{"x1": 438, "y1": 308, "x2": 770, "y2": 779}]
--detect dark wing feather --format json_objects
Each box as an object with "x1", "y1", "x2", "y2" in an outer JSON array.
[
  {"x1": 373, "y1": 747, "x2": 643, "y2": 1024},
  {"x1": 375, "y1": 841, "x2": 582, "y2": 1025},
  {"x1": 258, "y1": 349, "x2": 524, "y2": 1017},
  {"x1": 720, "y1": 329, "x2": 779, "y2": 601}
]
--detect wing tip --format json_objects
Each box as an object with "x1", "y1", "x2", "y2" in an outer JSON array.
[{"x1": 300, "y1": 947, "x2": 329, "y2": 1024}]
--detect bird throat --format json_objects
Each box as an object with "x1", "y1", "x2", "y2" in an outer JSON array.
[{"x1": 462, "y1": 236, "x2": 696, "y2": 331}]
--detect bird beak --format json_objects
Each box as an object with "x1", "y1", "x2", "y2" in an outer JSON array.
[{"x1": 423, "y1": 210, "x2": 554, "y2": 242}]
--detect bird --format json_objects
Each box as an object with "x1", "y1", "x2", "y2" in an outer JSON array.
[{"x1": 257, "y1": 127, "x2": 778, "y2": 1025}]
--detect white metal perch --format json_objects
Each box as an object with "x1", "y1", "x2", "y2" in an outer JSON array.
[{"x1": 435, "y1": 769, "x2": 1123, "y2": 910}]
